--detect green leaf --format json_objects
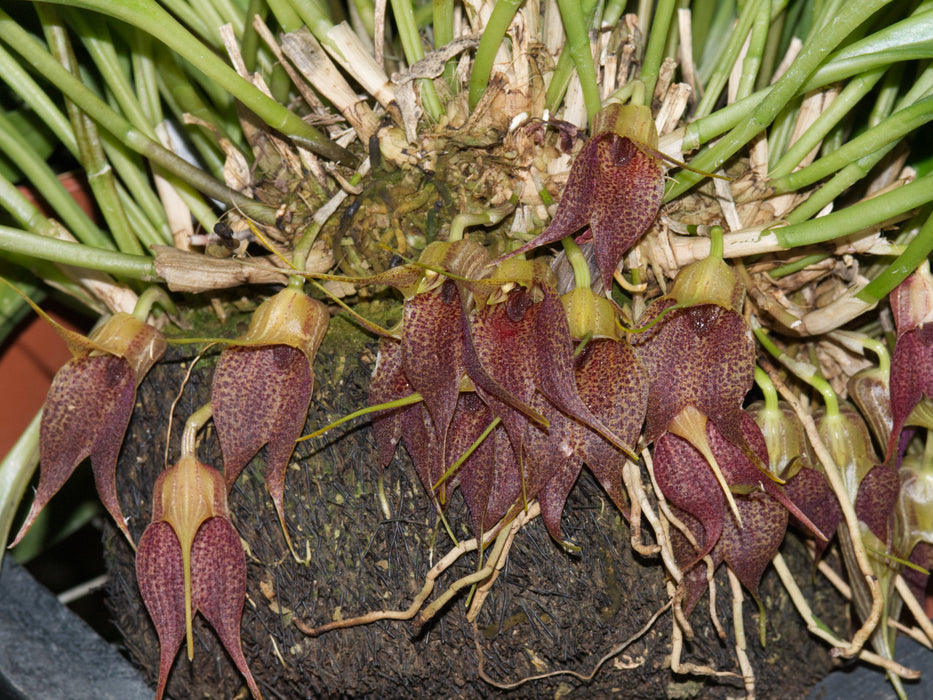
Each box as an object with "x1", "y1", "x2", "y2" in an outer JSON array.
[{"x1": 0, "y1": 110, "x2": 56, "y2": 183}]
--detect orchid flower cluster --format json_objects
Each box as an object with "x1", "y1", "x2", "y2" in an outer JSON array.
[
  {"x1": 363, "y1": 105, "x2": 837, "y2": 619},
  {"x1": 9, "y1": 95, "x2": 933, "y2": 700},
  {"x1": 11, "y1": 281, "x2": 329, "y2": 700}
]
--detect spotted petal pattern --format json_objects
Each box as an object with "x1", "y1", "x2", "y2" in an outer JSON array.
[
  {"x1": 502, "y1": 133, "x2": 664, "y2": 288},
  {"x1": 13, "y1": 354, "x2": 136, "y2": 545},
  {"x1": 137, "y1": 517, "x2": 261, "y2": 700},
  {"x1": 655, "y1": 412, "x2": 824, "y2": 611},
  {"x1": 212, "y1": 344, "x2": 312, "y2": 531},
  {"x1": 632, "y1": 300, "x2": 755, "y2": 450}
]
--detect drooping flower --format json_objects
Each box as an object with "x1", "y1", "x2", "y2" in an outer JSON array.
[
  {"x1": 367, "y1": 240, "x2": 495, "y2": 504},
  {"x1": 12, "y1": 311, "x2": 166, "y2": 546},
  {"x1": 448, "y1": 393, "x2": 521, "y2": 537},
  {"x1": 136, "y1": 452, "x2": 262, "y2": 700},
  {"x1": 369, "y1": 249, "x2": 640, "y2": 538},
  {"x1": 886, "y1": 262, "x2": 933, "y2": 463},
  {"x1": 655, "y1": 412, "x2": 821, "y2": 613},
  {"x1": 369, "y1": 335, "x2": 413, "y2": 472},
  {"x1": 524, "y1": 287, "x2": 647, "y2": 541},
  {"x1": 499, "y1": 104, "x2": 665, "y2": 289},
  {"x1": 461, "y1": 261, "x2": 639, "y2": 532},
  {"x1": 631, "y1": 254, "x2": 761, "y2": 521},
  {"x1": 392, "y1": 241, "x2": 492, "y2": 497},
  {"x1": 211, "y1": 285, "x2": 328, "y2": 542}
]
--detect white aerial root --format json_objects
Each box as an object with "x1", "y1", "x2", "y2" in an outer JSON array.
[
  {"x1": 295, "y1": 503, "x2": 539, "y2": 637},
  {"x1": 895, "y1": 574, "x2": 933, "y2": 649},
  {"x1": 667, "y1": 581, "x2": 740, "y2": 680},
  {"x1": 815, "y1": 556, "x2": 933, "y2": 650},
  {"x1": 643, "y1": 449, "x2": 695, "y2": 583},
  {"x1": 622, "y1": 459, "x2": 662, "y2": 557},
  {"x1": 465, "y1": 504, "x2": 527, "y2": 622},
  {"x1": 727, "y1": 569, "x2": 756, "y2": 700},
  {"x1": 772, "y1": 553, "x2": 919, "y2": 680},
  {"x1": 706, "y1": 555, "x2": 725, "y2": 641},
  {"x1": 765, "y1": 367, "x2": 884, "y2": 658}
]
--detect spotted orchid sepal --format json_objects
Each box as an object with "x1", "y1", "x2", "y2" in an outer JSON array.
[
  {"x1": 496, "y1": 103, "x2": 665, "y2": 290},
  {"x1": 135, "y1": 404, "x2": 262, "y2": 700},
  {"x1": 886, "y1": 261, "x2": 933, "y2": 463},
  {"x1": 7, "y1": 281, "x2": 168, "y2": 547},
  {"x1": 210, "y1": 282, "x2": 328, "y2": 554}
]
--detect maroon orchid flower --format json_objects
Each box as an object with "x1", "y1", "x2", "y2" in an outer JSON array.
[
  {"x1": 369, "y1": 247, "x2": 639, "y2": 533},
  {"x1": 211, "y1": 285, "x2": 328, "y2": 545},
  {"x1": 655, "y1": 412, "x2": 820, "y2": 613},
  {"x1": 366, "y1": 240, "x2": 494, "y2": 504},
  {"x1": 461, "y1": 261, "x2": 639, "y2": 529},
  {"x1": 631, "y1": 254, "x2": 761, "y2": 521},
  {"x1": 369, "y1": 335, "x2": 413, "y2": 472},
  {"x1": 445, "y1": 280, "x2": 646, "y2": 542},
  {"x1": 136, "y1": 453, "x2": 262, "y2": 700},
  {"x1": 499, "y1": 104, "x2": 665, "y2": 289},
  {"x1": 12, "y1": 311, "x2": 166, "y2": 547},
  {"x1": 522, "y1": 287, "x2": 647, "y2": 542},
  {"x1": 886, "y1": 262, "x2": 933, "y2": 463},
  {"x1": 448, "y1": 393, "x2": 522, "y2": 537},
  {"x1": 369, "y1": 253, "x2": 643, "y2": 540}
]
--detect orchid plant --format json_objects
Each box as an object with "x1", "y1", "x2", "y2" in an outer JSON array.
[{"x1": 1, "y1": 0, "x2": 933, "y2": 698}]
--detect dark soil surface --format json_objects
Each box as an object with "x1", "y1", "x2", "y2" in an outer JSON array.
[{"x1": 105, "y1": 306, "x2": 849, "y2": 699}]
